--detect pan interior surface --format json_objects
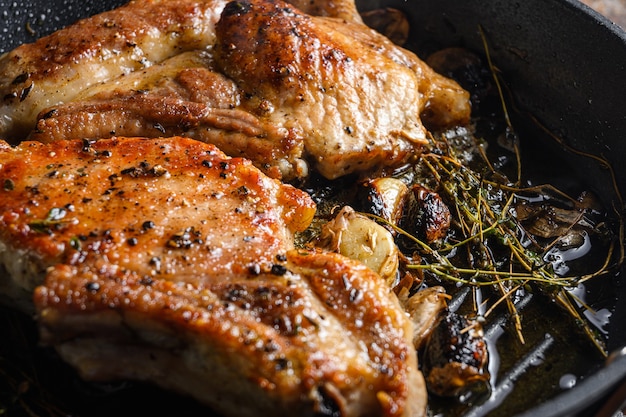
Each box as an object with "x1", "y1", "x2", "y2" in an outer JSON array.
[{"x1": 1, "y1": 0, "x2": 626, "y2": 416}]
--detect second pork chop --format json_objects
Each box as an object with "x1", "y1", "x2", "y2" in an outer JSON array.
[{"x1": 19, "y1": 0, "x2": 470, "y2": 180}]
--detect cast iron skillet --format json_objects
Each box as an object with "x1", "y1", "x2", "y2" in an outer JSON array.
[{"x1": 1, "y1": 0, "x2": 626, "y2": 416}]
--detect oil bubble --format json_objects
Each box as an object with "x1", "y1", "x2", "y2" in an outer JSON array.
[{"x1": 559, "y1": 373, "x2": 577, "y2": 389}]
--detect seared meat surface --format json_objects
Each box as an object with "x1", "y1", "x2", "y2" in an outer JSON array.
[
  {"x1": 37, "y1": 249, "x2": 426, "y2": 417},
  {"x1": 0, "y1": 136, "x2": 314, "y2": 309},
  {"x1": 214, "y1": 0, "x2": 430, "y2": 180},
  {"x1": 28, "y1": 51, "x2": 307, "y2": 180},
  {"x1": 0, "y1": 0, "x2": 229, "y2": 140},
  {"x1": 0, "y1": 137, "x2": 426, "y2": 417},
  {"x1": 3, "y1": 0, "x2": 470, "y2": 180}
]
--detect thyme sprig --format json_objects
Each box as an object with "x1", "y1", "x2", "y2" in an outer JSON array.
[
  {"x1": 28, "y1": 207, "x2": 73, "y2": 234},
  {"x1": 366, "y1": 142, "x2": 620, "y2": 355},
  {"x1": 367, "y1": 26, "x2": 620, "y2": 356}
]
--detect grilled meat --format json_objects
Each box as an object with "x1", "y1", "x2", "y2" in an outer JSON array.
[
  {"x1": 36, "y1": 248, "x2": 427, "y2": 417},
  {"x1": 0, "y1": 136, "x2": 314, "y2": 309},
  {"x1": 0, "y1": 0, "x2": 229, "y2": 141},
  {"x1": 213, "y1": 0, "x2": 432, "y2": 180},
  {"x1": 0, "y1": 136, "x2": 426, "y2": 417},
  {"x1": 0, "y1": 0, "x2": 473, "y2": 413},
  {"x1": 28, "y1": 50, "x2": 308, "y2": 180},
  {"x1": 4, "y1": 0, "x2": 470, "y2": 180}
]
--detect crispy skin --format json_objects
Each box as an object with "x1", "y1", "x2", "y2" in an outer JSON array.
[
  {"x1": 11, "y1": 0, "x2": 469, "y2": 180},
  {"x1": 0, "y1": 137, "x2": 426, "y2": 417}
]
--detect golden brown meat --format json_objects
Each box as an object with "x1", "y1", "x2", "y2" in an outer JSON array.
[
  {"x1": 0, "y1": 0, "x2": 229, "y2": 141},
  {"x1": 0, "y1": 136, "x2": 313, "y2": 308},
  {"x1": 216, "y1": 0, "x2": 471, "y2": 140},
  {"x1": 28, "y1": 51, "x2": 308, "y2": 180},
  {"x1": 36, "y1": 249, "x2": 426, "y2": 417},
  {"x1": 7, "y1": 0, "x2": 470, "y2": 181},
  {"x1": 213, "y1": 0, "x2": 430, "y2": 180},
  {"x1": 0, "y1": 137, "x2": 426, "y2": 417}
]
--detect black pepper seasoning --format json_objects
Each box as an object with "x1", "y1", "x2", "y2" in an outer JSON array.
[
  {"x1": 3, "y1": 179, "x2": 14, "y2": 191},
  {"x1": 270, "y1": 264, "x2": 288, "y2": 276},
  {"x1": 248, "y1": 264, "x2": 261, "y2": 275}
]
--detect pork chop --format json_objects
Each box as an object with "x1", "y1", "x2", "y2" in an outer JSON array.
[
  {"x1": 0, "y1": 136, "x2": 426, "y2": 416},
  {"x1": 0, "y1": 0, "x2": 354, "y2": 142},
  {"x1": 0, "y1": 136, "x2": 313, "y2": 308},
  {"x1": 28, "y1": 50, "x2": 309, "y2": 180},
  {"x1": 4, "y1": 0, "x2": 470, "y2": 180}
]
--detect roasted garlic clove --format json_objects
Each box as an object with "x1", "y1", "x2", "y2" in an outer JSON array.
[
  {"x1": 401, "y1": 185, "x2": 451, "y2": 244},
  {"x1": 397, "y1": 285, "x2": 449, "y2": 349},
  {"x1": 421, "y1": 312, "x2": 490, "y2": 398},
  {"x1": 317, "y1": 206, "x2": 399, "y2": 286},
  {"x1": 357, "y1": 177, "x2": 409, "y2": 226}
]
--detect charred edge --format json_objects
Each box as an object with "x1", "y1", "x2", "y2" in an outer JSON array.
[
  {"x1": 222, "y1": 0, "x2": 252, "y2": 17},
  {"x1": 314, "y1": 385, "x2": 342, "y2": 417}
]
